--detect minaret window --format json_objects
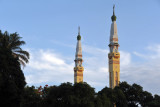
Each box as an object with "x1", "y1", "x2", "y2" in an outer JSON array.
[
  {"x1": 116, "y1": 72, "x2": 118, "y2": 86},
  {"x1": 110, "y1": 72, "x2": 112, "y2": 88},
  {"x1": 116, "y1": 72, "x2": 118, "y2": 77}
]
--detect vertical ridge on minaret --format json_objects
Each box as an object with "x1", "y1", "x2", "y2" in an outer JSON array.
[
  {"x1": 108, "y1": 5, "x2": 120, "y2": 89},
  {"x1": 74, "y1": 27, "x2": 84, "y2": 83}
]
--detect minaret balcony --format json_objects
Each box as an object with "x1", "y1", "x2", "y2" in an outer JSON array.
[
  {"x1": 108, "y1": 43, "x2": 119, "y2": 47},
  {"x1": 108, "y1": 53, "x2": 112, "y2": 59},
  {"x1": 108, "y1": 52, "x2": 120, "y2": 59},
  {"x1": 114, "y1": 52, "x2": 120, "y2": 58},
  {"x1": 74, "y1": 67, "x2": 84, "y2": 71}
]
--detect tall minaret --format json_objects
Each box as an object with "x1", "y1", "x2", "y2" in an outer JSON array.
[
  {"x1": 74, "y1": 27, "x2": 84, "y2": 83},
  {"x1": 108, "y1": 5, "x2": 120, "y2": 89}
]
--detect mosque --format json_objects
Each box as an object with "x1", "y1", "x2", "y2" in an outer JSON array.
[{"x1": 74, "y1": 6, "x2": 120, "y2": 89}]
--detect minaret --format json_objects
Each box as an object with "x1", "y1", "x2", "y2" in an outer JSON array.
[
  {"x1": 108, "y1": 5, "x2": 120, "y2": 89},
  {"x1": 74, "y1": 27, "x2": 84, "y2": 83}
]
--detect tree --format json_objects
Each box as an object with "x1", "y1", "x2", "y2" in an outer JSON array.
[
  {"x1": 46, "y1": 82, "x2": 95, "y2": 107},
  {"x1": 97, "y1": 87, "x2": 114, "y2": 107},
  {"x1": 118, "y1": 81, "x2": 158, "y2": 107},
  {"x1": 114, "y1": 87, "x2": 127, "y2": 107},
  {"x1": 0, "y1": 30, "x2": 29, "y2": 67},
  {"x1": 98, "y1": 86, "x2": 127, "y2": 107},
  {"x1": 19, "y1": 81, "x2": 160, "y2": 107},
  {"x1": 46, "y1": 82, "x2": 74, "y2": 107},
  {"x1": 73, "y1": 82, "x2": 95, "y2": 107},
  {"x1": 0, "y1": 46, "x2": 26, "y2": 107},
  {"x1": 21, "y1": 86, "x2": 42, "y2": 107},
  {"x1": 139, "y1": 91, "x2": 153, "y2": 107},
  {"x1": 95, "y1": 93, "x2": 112, "y2": 107},
  {"x1": 0, "y1": 30, "x2": 27, "y2": 107},
  {"x1": 147, "y1": 94, "x2": 160, "y2": 107},
  {"x1": 118, "y1": 82, "x2": 140, "y2": 107}
]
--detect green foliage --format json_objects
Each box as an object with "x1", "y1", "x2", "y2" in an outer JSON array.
[
  {"x1": 46, "y1": 82, "x2": 95, "y2": 107},
  {"x1": 0, "y1": 30, "x2": 27, "y2": 107},
  {"x1": 118, "y1": 82, "x2": 157, "y2": 107},
  {"x1": 46, "y1": 82, "x2": 74, "y2": 107},
  {"x1": 0, "y1": 30, "x2": 29, "y2": 67},
  {"x1": 147, "y1": 95, "x2": 160, "y2": 107},
  {"x1": 98, "y1": 86, "x2": 127, "y2": 107},
  {"x1": 21, "y1": 86, "x2": 43, "y2": 107},
  {"x1": 0, "y1": 45, "x2": 26, "y2": 107},
  {"x1": 73, "y1": 82, "x2": 95, "y2": 107}
]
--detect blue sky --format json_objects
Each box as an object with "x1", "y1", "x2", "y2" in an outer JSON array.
[{"x1": 0, "y1": 0, "x2": 160, "y2": 95}]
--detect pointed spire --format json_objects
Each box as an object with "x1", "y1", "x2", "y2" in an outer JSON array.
[
  {"x1": 77, "y1": 26, "x2": 81, "y2": 40},
  {"x1": 78, "y1": 26, "x2": 80, "y2": 35},
  {"x1": 113, "y1": 5, "x2": 115, "y2": 15},
  {"x1": 111, "y1": 5, "x2": 117, "y2": 22}
]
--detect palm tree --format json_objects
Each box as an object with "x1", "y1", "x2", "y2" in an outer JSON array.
[{"x1": 0, "y1": 30, "x2": 29, "y2": 67}]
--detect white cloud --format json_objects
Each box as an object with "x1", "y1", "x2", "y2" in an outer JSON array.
[
  {"x1": 124, "y1": 44, "x2": 160, "y2": 95},
  {"x1": 133, "y1": 44, "x2": 160, "y2": 59},
  {"x1": 120, "y1": 51, "x2": 131, "y2": 66},
  {"x1": 41, "y1": 51, "x2": 65, "y2": 65},
  {"x1": 24, "y1": 49, "x2": 74, "y2": 85},
  {"x1": 133, "y1": 51, "x2": 147, "y2": 59}
]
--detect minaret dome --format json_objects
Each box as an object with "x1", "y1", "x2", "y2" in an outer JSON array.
[
  {"x1": 77, "y1": 26, "x2": 81, "y2": 40},
  {"x1": 111, "y1": 5, "x2": 117, "y2": 22}
]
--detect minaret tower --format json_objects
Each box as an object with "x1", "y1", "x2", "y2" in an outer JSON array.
[
  {"x1": 108, "y1": 5, "x2": 120, "y2": 89},
  {"x1": 74, "y1": 27, "x2": 84, "y2": 83}
]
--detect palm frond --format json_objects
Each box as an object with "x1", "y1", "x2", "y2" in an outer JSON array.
[
  {"x1": 13, "y1": 53, "x2": 29, "y2": 63},
  {"x1": 14, "y1": 50, "x2": 30, "y2": 59},
  {"x1": 18, "y1": 59, "x2": 26, "y2": 68},
  {"x1": 0, "y1": 30, "x2": 30, "y2": 67},
  {"x1": 8, "y1": 33, "x2": 25, "y2": 49},
  {"x1": 10, "y1": 41, "x2": 25, "y2": 49},
  {"x1": 11, "y1": 46, "x2": 22, "y2": 51}
]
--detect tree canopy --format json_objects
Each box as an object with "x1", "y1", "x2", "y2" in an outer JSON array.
[
  {"x1": 0, "y1": 30, "x2": 29, "y2": 67},
  {"x1": 20, "y1": 82, "x2": 160, "y2": 107},
  {"x1": 0, "y1": 30, "x2": 27, "y2": 107}
]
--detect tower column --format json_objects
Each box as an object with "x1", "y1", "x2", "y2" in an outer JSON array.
[
  {"x1": 108, "y1": 5, "x2": 120, "y2": 89},
  {"x1": 74, "y1": 27, "x2": 84, "y2": 83}
]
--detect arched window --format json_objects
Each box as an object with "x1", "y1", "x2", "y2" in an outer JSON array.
[
  {"x1": 116, "y1": 72, "x2": 118, "y2": 86},
  {"x1": 110, "y1": 72, "x2": 112, "y2": 88}
]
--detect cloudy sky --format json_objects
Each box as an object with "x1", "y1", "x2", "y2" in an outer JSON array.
[{"x1": 0, "y1": 0, "x2": 160, "y2": 95}]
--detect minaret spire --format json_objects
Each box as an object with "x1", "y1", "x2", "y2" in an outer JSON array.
[
  {"x1": 113, "y1": 5, "x2": 115, "y2": 15},
  {"x1": 74, "y1": 27, "x2": 84, "y2": 83},
  {"x1": 111, "y1": 5, "x2": 117, "y2": 22},
  {"x1": 78, "y1": 26, "x2": 80, "y2": 35},
  {"x1": 77, "y1": 26, "x2": 81, "y2": 40},
  {"x1": 108, "y1": 5, "x2": 120, "y2": 89}
]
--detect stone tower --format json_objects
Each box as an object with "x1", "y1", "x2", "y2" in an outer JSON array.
[
  {"x1": 108, "y1": 5, "x2": 120, "y2": 89},
  {"x1": 74, "y1": 27, "x2": 84, "y2": 83}
]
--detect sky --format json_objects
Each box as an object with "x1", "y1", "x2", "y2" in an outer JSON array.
[{"x1": 0, "y1": 0, "x2": 160, "y2": 95}]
